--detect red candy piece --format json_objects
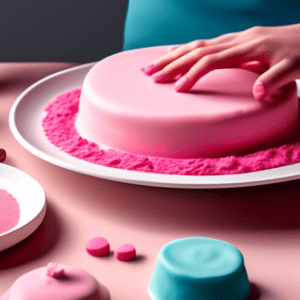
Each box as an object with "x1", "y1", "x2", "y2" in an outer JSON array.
[
  {"x1": 86, "y1": 237, "x2": 110, "y2": 257},
  {"x1": 115, "y1": 243, "x2": 136, "y2": 261},
  {"x1": 0, "y1": 149, "x2": 6, "y2": 163}
]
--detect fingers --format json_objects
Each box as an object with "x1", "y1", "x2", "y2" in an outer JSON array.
[
  {"x1": 151, "y1": 42, "x2": 237, "y2": 83},
  {"x1": 205, "y1": 32, "x2": 238, "y2": 46},
  {"x1": 253, "y1": 59, "x2": 297, "y2": 101},
  {"x1": 141, "y1": 34, "x2": 238, "y2": 76},
  {"x1": 141, "y1": 26, "x2": 300, "y2": 102},
  {"x1": 151, "y1": 49, "x2": 200, "y2": 82},
  {"x1": 141, "y1": 41, "x2": 207, "y2": 75},
  {"x1": 166, "y1": 33, "x2": 237, "y2": 53},
  {"x1": 174, "y1": 42, "x2": 256, "y2": 92}
]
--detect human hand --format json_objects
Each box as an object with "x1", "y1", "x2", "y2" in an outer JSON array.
[{"x1": 141, "y1": 24, "x2": 300, "y2": 101}]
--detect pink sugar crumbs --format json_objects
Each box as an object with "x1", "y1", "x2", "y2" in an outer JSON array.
[
  {"x1": 42, "y1": 88, "x2": 300, "y2": 176},
  {"x1": 0, "y1": 189, "x2": 20, "y2": 235}
]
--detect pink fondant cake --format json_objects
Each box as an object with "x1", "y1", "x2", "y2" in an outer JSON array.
[
  {"x1": 75, "y1": 46, "x2": 299, "y2": 159},
  {"x1": 1, "y1": 263, "x2": 105, "y2": 300}
]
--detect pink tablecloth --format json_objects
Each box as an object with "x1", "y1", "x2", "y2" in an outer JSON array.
[{"x1": 0, "y1": 63, "x2": 299, "y2": 299}]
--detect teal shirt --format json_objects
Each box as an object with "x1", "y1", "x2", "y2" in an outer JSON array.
[{"x1": 123, "y1": 0, "x2": 300, "y2": 50}]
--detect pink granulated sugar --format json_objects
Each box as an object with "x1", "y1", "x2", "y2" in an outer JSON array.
[
  {"x1": 0, "y1": 189, "x2": 20, "y2": 235},
  {"x1": 42, "y1": 88, "x2": 300, "y2": 175}
]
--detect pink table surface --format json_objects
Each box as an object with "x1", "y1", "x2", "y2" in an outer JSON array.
[{"x1": 0, "y1": 63, "x2": 300, "y2": 300}]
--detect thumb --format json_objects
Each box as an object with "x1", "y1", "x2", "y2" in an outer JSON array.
[{"x1": 253, "y1": 60, "x2": 295, "y2": 102}]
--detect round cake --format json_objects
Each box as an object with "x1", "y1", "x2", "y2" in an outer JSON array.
[
  {"x1": 76, "y1": 46, "x2": 299, "y2": 159},
  {"x1": 1, "y1": 263, "x2": 106, "y2": 300},
  {"x1": 149, "y1": 237, "x2": 251, "y2": 300}
]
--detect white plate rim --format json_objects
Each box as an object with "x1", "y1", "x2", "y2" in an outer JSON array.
[
  {"x1": 8, "y1": 63, "x2": 300, "y2": 189},
  {"x1": 0, "y1": 163, "x2": 46, "y2": 252}
]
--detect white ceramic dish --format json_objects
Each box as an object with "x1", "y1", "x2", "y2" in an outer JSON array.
[
  {"x1": 0, "y1": 164, "x2": 46, "y2": 252},
  {"x1": 9, "y1": 63, "x2": 300, "y2": 189}
]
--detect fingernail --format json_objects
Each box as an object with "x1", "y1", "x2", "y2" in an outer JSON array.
[
  {"x1": 253, "y1": 81, "x2": 266, "y2": 101},
  {"x1": 151, "y1": 71, "x2": 167, "y2": 82},
  {"x1": 240, "y1": 61, "x2": 260, "y2": 70},
  {"x1": 242, "y1": 61, "x2": 260, "y2": 67},
  {"x1": 174, "y1": 76, "x2": 190, "y2": 92},
  {"x1": 174, "y1": 74, "x2": 182, "y2": 81},
  {"x1": 141, "y1": 64, "x2": 159, "y2": 76},
  {"x1": 167, "y1": 45, "x2": 178, "y2": 52},
  {"x1": 241, "y1": 61, "x2": 268, "y2": 74}
]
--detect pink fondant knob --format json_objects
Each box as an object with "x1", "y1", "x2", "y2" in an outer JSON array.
[
  {"x1": 86, "y1": 237, "x2": 110, "y2": 257},
  {"x1": 45, "y1": 263, "x2": 65, "y2": 278},
  {"x1": 115, "y1": 243, "x2": 136, "y2": 261}
]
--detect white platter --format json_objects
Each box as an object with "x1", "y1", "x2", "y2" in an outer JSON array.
[
  {"x1": 8, "y1": 63, "x2": 300, "y2": 189},
  {"x1": 0, "y1": 164, "x2": 46, "y2": 252}
]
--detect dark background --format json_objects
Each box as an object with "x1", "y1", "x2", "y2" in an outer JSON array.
[{"x1": 1, "y1": 0, "x2": 129, "y2": 63}]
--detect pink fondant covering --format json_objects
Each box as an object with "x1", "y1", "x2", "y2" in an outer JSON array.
[
  {"x1": 0, "y1": 189, "x2": 20, "y2": 235},
  {"x1": 3, "y1": 264, "x2": 102, "y2": 300},
  {"x1": 75, "y1": 46, "x2": 299, "y2": 158},
  {"x1": 42, "y1": 88, "x2": 300, "y2": 175}
]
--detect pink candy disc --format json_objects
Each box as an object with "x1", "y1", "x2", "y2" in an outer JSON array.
[
  {"x1": 86, "y1": 237, "x2": 110, "y2": 257},
  {"x1": 115, "y1": 243, "x2": 136, "y2": 261}
]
